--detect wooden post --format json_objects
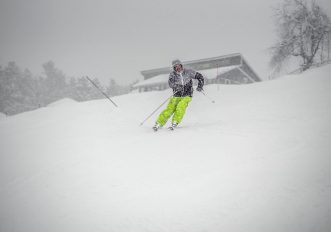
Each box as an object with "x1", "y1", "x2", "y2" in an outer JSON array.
[
  {"x1": 328, "y1": 32, "x2": 330, "y2": 61},
  {"x1": 217, "y1": 63, "x2": 220, "y2": 91}
]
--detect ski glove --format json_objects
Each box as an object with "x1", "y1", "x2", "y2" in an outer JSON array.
[{"x1": 196, "y1": 86, "x2": 203, "y2": 92}]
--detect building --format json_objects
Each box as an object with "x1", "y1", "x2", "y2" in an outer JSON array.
[{"x1": 132, "y1": 53, "x2": 261, "y2": 92}]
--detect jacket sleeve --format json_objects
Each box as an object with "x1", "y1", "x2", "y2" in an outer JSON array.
[
  {"x1": 168, "y1": 73, "x2": 176, "y2": 89},
  {"x1": 194, "y1": 72, "x2": 204, "y2": 89}
]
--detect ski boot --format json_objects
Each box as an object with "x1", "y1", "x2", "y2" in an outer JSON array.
[
  {"x1": 168, "y1": 122, "x2": 178, "y2": 131},
  {"x1": 152, "y1": 123, "x2": 162, "y2": 132}
]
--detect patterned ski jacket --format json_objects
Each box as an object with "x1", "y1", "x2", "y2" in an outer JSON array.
[{"x1": 168, "y1": 68, "x2": 204, "y2": 97}]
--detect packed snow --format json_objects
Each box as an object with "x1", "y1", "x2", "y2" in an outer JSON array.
[
  {"x1": 47, "y1": 98, "x2": 78, "y2": 108},
  {"x1": 0, "y1": 64, "x2": 331, "y2": 232}
]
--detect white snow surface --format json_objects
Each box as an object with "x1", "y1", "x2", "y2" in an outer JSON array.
[
  {"x1": 47, "y1": 98, "x2": 78, "y2": 107},
  {"x1": 1, "y1": 64, "x2": 331, "y2": 232}
]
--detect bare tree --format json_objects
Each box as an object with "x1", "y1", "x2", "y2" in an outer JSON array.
[{"x1": 270, "y1": 0, "x2": 331, "y2": 74}]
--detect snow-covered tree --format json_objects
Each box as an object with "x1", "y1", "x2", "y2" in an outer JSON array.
[
  {"x1": 0, "y1": 60, "x2": 134, "y2": 115},
  {"x1": 106, "y1": 79, "x2": 119, "y2": 97},
  {"x1": 42, "y1": 61, "x2": 67, "y2": 104},
  {"x1": 270, "y1": 0, "x2": 331, "y2": 73},
  {"x1": 106, "y1": 78, "x2": 132, "y2": 97},
  {"x1": 0, "y1": 65, "x2": 5, "y2": 114},
  {"x1": 0, "y1": 62, "x2": 25, "y2": 114},
  {"x1": 89, "y1": 77, "x2": 105, "y2": 100},
  {"x1": 67, "y1": 77, "x2": 79, "y2": 100},
  {"x1": 75, "y1": 77, "x2": 92, "y2": 101}
]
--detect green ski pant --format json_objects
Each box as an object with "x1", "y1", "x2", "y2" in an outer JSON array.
[{"x1": 156, "y1": 96, "x2": 192, "y2": 126}]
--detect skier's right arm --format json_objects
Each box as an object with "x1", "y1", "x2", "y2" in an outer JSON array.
[{"x1": 168, "y1": 73, "x2": 176, "y2": 89}]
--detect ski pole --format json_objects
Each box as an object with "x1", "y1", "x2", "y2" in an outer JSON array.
[
  {"x1": 200, "y1": 90, "x2": 215, "y2": 103},
  {"x1": 85, "y1": 76, "x2": 118, "y2": 108},
  {"x1": 139, "y1": 94, "x2": 173, "y2": 126},
  {"x1": 140, "y1": 89, "x2": 180, "y2": 126}
]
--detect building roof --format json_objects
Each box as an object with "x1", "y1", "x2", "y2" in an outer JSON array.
[
  {"x1": 140, "y1": 53, "x2": 261, "y2": 82},
  {"x1": 199, "y1": 65, "x2": 239, "y2": 79},
  {"x1": 133, "y1": 73, "x2": 169, "y2": 88},
  {"x1": 134, "y1": 53, "x2": 261, "y2": 89},
  {"x1": 133, "y1": 65, "x2": 239, "y2": 88}
]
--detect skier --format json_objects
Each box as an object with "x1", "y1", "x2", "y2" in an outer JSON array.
[{"x1": 153, "y1": 59, "x2": 205, "y2": 131}]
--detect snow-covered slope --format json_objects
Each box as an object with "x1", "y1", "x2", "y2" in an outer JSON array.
[{"x1": 1, "y1": 65, "x2": 331, "y2": 232}]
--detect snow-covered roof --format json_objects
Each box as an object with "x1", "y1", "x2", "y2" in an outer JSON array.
[
  {"x1": 133, "y1": 74, "x2": 169, "y2": 88},
  {"x1": 199, "y1": 65, "x2": 238, "y2": 79},
  {"x1": 133, "y1": 65, "x2": 238, "y2": 88}
]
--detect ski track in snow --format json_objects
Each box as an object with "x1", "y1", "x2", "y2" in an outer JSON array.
[{"x1": 0, "y1": 64, "x2": 331, "y2": 232}]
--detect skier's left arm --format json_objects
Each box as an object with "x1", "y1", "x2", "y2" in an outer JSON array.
[{"x1": 194, "y1": 72, "x2": 204, "y2": 91}]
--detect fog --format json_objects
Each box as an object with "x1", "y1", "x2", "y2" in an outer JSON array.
[{"x1": 0, "y1": 0, "x2": 331, "y2": 84}]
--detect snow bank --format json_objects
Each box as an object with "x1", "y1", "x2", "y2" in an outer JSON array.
[
  {"x1": 47, "y1": 98, "x2": 78, "y2": 107},
  {"x1": 0, "y1": 64, "x2": 330, "y2": 232}
]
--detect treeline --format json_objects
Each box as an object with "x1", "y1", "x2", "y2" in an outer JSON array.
[{"x1": 0, "y1": 61, "x2": 138, "y2": 116}]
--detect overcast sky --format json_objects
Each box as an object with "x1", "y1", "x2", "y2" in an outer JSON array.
[{"x1": 1, "y1": 0, "x2": 330, "y2": 85}]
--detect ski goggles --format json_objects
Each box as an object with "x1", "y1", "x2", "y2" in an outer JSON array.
[{"x1": 174, "y1": 64, "x2": 183, "y2": 72}]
